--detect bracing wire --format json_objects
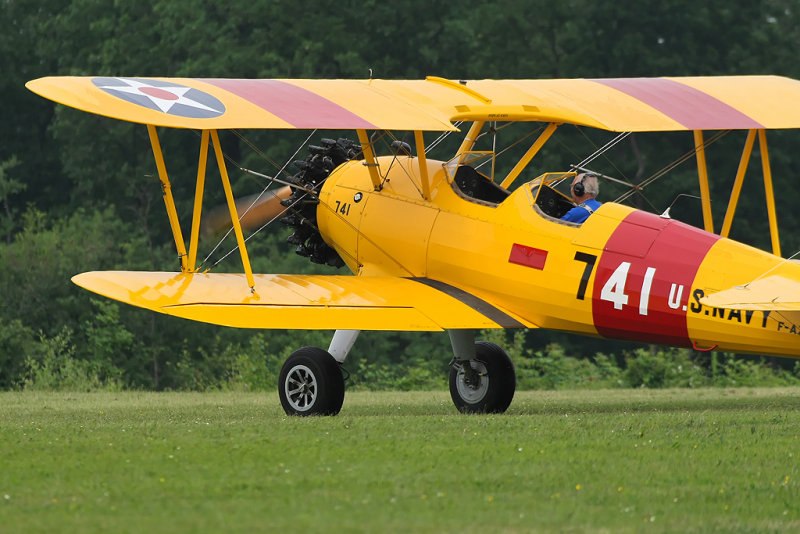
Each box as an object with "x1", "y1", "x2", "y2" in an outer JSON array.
[
  {"x1": 231, "y1": 130, "x2": 283, "y2": 172},
  {"x1": 546, "y1": 127, "x2": 729, "y2": 206},
  {"x1": 547, "y1": 131, "x2": 631, "y2": 190},
  {"x1": 198, "y1": 129, "x2": 318, "y2": 270},
  {"x1": 615, "y1": 130, "x2": 729, "y2": 203},
  {"x1": 473, "y1": 123, "x2": 543, "y2": 174},
  {"x1": 379, "y1": 130, "x2": 426, "y2": 198},
  {"x1": 425, "y1": 121, "x2": 463, "y2": 154},
  {"x1": 197, "y1": 122, "x2": 732, "y2": 273},
  {"x1": 573, "y1": 131, "x2": 630, "y2": 173},
  {"x1": 573, "y1": 128, "x2": 631, "y2": 181},
  {"x1": 744, "y1": 249, "x2": 800, "y2": 287},
  {"x1": 209, "y1": 185, "x2": 321, "y2": 268}
]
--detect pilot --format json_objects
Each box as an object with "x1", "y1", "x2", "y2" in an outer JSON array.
[{"x1": 561, "y1": 172, "x2": 602, "y2": 223}]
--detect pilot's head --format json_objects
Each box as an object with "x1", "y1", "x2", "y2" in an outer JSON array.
[{"x1": 571, "y1": 173, "x2": 599, "y2": 203}]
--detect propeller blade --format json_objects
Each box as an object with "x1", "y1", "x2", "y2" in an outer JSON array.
[{"x1": 201, "y1": 185, "x2": 292, "y2": 237}]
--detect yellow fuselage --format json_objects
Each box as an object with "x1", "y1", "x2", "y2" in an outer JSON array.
[{"x1": 318, "y1": 156, "x2": 800, "y2": 357}]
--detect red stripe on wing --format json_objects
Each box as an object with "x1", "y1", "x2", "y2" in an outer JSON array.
[
  {"x1": 592, "y1": 78, "x2": 763, "y2": 130},
  {"x1": 202, "y1": 79, "x2": 378, "y2": 129}
]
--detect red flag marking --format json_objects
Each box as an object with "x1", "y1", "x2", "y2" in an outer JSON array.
[{"x1": 509, "y1": 244, "x2": 548, "y2": 270}]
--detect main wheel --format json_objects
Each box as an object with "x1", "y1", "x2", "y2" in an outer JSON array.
[
  {"x1": 449, "y1": 341, "x2": 515, "y2": 414},
  {"x1": 279, "y1": 347, "x2": 345, "y2": 416}
]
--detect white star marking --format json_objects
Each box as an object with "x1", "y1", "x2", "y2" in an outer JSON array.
[{"x1": 97, "y1": 78, "x2": 221, "y2": 114}]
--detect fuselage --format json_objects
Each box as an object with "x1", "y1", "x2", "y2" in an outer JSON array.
[{"x1": 317, "y1": 155, "x2": 800, "y2": 357}]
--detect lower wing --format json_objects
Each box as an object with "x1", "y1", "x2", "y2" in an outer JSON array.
[{"x1": 72, "y1": 271, "x2": 533, "y2": 331}]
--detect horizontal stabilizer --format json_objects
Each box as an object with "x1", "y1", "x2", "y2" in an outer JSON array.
[
  {"x1": 72, "y1": 271, "x2": 533, "y2": 331},
  {"x1": 700, "y1": 275, "x2": 800, "y2": 310}
]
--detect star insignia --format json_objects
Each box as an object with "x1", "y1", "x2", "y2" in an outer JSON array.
[{"x1": 92, "y1": 77, "x2": 225, "y2": 118}]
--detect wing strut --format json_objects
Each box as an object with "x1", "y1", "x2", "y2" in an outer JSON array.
[
  {"x1": 210, "y1": 129, "x2": 256, "y2": 290},
  {"x1": 187, "y1": 130, "x2": 209, "y2": 271},
  {"x1": 456, "y1": 121, "x2": 485, "y2": 157},
  {"x1": 759, "y1": 129, "x2": 781, "y2": 257},
  {"x1": 693, "y1": 130, "x2": 714, "y2": 233},
  {"x1": 148, "y1": 125, "x2": 189, "y2": 272},
  {"x1": 414, "y1": 131, "x2": 431, "y2": 200},
  {"x1": 500, "y1": 122, "x2": 559, "y2": 189},
  {"x1": 147, "y1": 125, "x2": 256, "y2": 289},
  {"x1": 720, "y1": 129, "x2": 757, "y2": 239},
  {"x1": 709, "y1": 128, "x2": 781, "y2": 257},
  {"x1": 356, "y1": 129, "x2": 382, "y2": 191}
]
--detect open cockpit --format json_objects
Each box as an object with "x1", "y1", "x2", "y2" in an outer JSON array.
[
  {"x1": 528, "y1": 172, "x2": 582, "y2": 223},
  {"x1": 442, "y1": 150, "x2": 511, "y2": 206}
]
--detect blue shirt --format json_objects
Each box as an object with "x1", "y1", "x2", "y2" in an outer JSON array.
[{"x1": 561, "y1": 199, "x2": 602, "y2": 223}]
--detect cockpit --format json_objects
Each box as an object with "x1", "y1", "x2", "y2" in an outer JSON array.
[
  {"x1": 443, "y1": 151, "x2": 511, "y2": 206},
  {"x1": 451, "y1": 165, "x2": 511, "y2": 205},
  {"x1": 443, "y1": 152, "x2": 584, "y2": 224},
  {"x1": 528, "y1": 172, "x2": 581, "y2": 222}
]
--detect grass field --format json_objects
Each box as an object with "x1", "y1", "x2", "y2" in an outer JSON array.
[{"x1": 2, "y1": 388, "x2": 799, "y2": 533}]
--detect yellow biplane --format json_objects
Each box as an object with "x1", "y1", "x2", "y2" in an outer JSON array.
[{"x1": 26, "y1": 75, "x2": 800, "y2": 415}]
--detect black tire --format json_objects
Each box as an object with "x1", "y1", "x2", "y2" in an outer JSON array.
[
  {"x1": 449, "y1": 341, "x2": 515, "y2": 414},
  {"x1": 279, "y1": 347, "x2": 345, "y2": 416}
]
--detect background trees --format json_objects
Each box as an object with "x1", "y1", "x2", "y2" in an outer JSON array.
[{"x1": 2, "y1": 0, "x2": 800, "y2": 389}]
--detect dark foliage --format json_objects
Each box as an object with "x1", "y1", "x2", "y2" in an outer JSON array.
[{"x1": 3, "y1": 0, "x2": 800, "y2": 390}]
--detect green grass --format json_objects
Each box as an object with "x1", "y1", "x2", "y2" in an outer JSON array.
[{"x1": 2, "y1": 389, "x2": 800, "y2": 533}]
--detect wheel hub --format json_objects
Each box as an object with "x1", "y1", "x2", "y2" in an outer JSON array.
[
  {"x1": 285, "y1": 364, "x2": 318, "y2": 412},
  {"x1": 454, "y1": 360, "x2": 489, "y2": 403}
]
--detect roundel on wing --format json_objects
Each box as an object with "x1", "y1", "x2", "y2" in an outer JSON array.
[{"x1": 92, "y1": 77, "x2": 225, "y2": 118}]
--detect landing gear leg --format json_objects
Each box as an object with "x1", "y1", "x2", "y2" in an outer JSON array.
[
  {"x1": 328, "y1": 329, "x2": 360, "y2": 362},
  {"x1": 448, "y1": 330, "x2": 516, "y2": 414}
]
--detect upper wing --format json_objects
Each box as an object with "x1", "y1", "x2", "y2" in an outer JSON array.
[
  {"x1": 27, "y1": 75, "x2": 800, "y2": 132},
  {"x1": 700, "y1": 275, "x2": 800, "y2": 311},
  {"x1": 25, "y1": 77, "x2": 460, "y2": 131},
  {"x1": 469, "y1": 76, "x2": 800, "y2": 131},
  {"x1": 72, "y1": 271, "x2": 533, "y2": 331}
]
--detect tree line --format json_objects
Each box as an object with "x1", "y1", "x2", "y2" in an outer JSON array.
[{"x1": 2, "y1": 0, "x2": 800, "y2": 390}]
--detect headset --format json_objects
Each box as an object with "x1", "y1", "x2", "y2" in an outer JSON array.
[{"x1": 572, "y1": 173, "x2": 595, "y2": 197}]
